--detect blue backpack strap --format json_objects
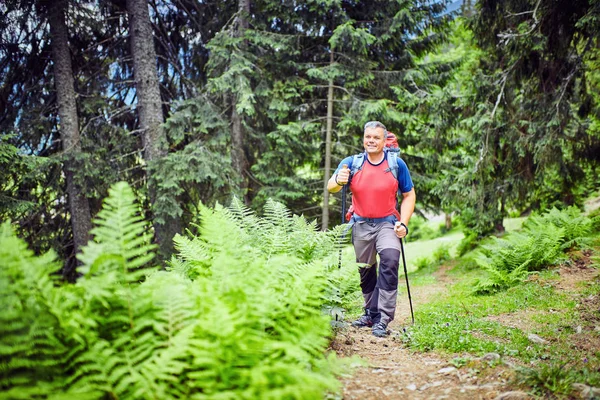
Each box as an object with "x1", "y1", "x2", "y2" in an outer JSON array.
[
  {"x1": 350, "y1": 152, "x2": 366, "y2": 177},
  {"x1": 386, "y1": 150, "x2": 399, "y2": 180},
  {"x1": 386, "y1": 150, "x2": 407, "y2": 196}
]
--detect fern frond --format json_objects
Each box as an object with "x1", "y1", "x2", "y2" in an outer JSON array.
[
  {"x1": 0, "y1": 222, "x2": 72, "y2": 397},
  {"x1": 524, "y1": 206, "x2": 592, "y2": 249},
  {"x1": 227, "y1": 196, "x2": 265, "y2": 231},
  {"x1": 172, "y1": 233, "x2": 212, "y2": 278},
  {"x1": 78, "y1": 181, "x2": 157, "y2": 282},
  {"x1": 1, "y1": 194, "x2": 349, "y2": 399}
]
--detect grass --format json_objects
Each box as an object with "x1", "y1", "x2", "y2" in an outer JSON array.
[
  {"x1": 404, "y1": 230, "x2": 463, "y2": 272},
  {"x1": 339, "y1": 212, "x2": 600, "y2": 396},
  {"x1": 398, "y1": 225, "x2": 600, "y2": 398},
  {"x1": 403, "y1": 217, "x2": 527, "y2": 273},
  {"x1": 400, "y1": 277, "x2": 569, "y2": 354}
]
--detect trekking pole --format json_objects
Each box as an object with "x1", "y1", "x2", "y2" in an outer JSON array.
[
  {"x1": 337, "y1": 185, "x2": 346, "y2": 269},
  {"x1": 338, "y1": 164, "x2": 349, "y2": 269},
  {"x1": 399, "y1": 237, "x2": 415, "y2": 324}
]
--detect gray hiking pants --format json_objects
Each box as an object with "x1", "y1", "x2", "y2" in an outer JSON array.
[{"x1": 352, "y1": 221, "x2": 401, "y2": 325}]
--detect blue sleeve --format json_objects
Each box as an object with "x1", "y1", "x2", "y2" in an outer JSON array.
[
  {"x1": 334, "y1": 156, "x2": 354, "y2": 174},
  {"x1": 397, "y1": 158, "x2": 414, "y2": 193}
]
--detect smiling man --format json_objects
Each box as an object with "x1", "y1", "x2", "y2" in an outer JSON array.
[{"x1": 327, "y1": 121, "x2": 416, "y2": 337}]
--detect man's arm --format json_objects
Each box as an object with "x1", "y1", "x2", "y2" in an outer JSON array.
[
  {"x1": 327, "y1": 174, "x2": 344, "y2": 193},
  {"x1": 399, "y1": 188, "x2": 416, "y2": 227},
  {"x1": 394, "y1": 188, "x2": 416, "y2": 238}
]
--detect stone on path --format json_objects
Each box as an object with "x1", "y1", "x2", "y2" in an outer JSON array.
[
  {"x1": 527, "y1": 333, "x2": 549, "y2": 344},
  {"x1": 572, "y1": 383, "x2": 600, "y2": 400},
  {"x1": 494, "y1": 391, "x2": 533, "y2": 400},
  {"x1": 437, "y1": 366, "x2": 457, "y2": 375}
]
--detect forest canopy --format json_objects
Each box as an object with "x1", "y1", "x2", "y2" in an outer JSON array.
[{"x1": 1, "y1": 0, "x2": 599, "y2": 270}]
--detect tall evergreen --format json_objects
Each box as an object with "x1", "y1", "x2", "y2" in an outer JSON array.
[
  {"x1": 230, "y1": 0, "x2": 252, "y2": 205},
  {"x1": 465, "y1": 0, "x2": 600, "y2": 232},
  {"x1": 126, "y1": 0, "x2": 181, "y2": 256},
  {"x1": 47, "y1": 0, "x2": 93, "y2": 279}
]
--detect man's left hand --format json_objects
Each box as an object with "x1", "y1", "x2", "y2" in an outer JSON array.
[{"x1": 394, "y1": 222, "x2": 407, "y2": 238}]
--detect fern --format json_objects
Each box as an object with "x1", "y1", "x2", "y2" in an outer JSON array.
[
  {"x1": 473, "y1": 207, "x2": 596, "y2": 294},
  {"x1": 0, "y1": 222, "x2": 72, "y2": 399},
  {"x1": 227, "y1": 196, "x2": 269, "y2": 245},
  {"x1": 77, "y1": 181, "x2": 157, "y2": 282},
  {"x1": 473, "y1": 258, "x2": 531, "y2": 294},
  {"x1": 523, "y1": 206, "x2": 593, "y2": 250},
  {"x1": 1, "y1": 182, "x2": 351, "y2": 399}
]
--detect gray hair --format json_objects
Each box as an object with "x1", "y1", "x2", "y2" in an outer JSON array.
[{"x1": 363, "y1": 121, "x2": 388, "y2": 138}]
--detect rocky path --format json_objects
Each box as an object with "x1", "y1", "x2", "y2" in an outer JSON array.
[{"x1": 332, "y1": 264, "x2": 528, "y2": 400}]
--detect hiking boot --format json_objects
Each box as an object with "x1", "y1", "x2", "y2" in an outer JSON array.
[
  {"x1": 372, "y1": 321, "x2": 388, "y2": 337},
  {"x1": 351, "y1": 313, "x2": 373, "y2": 328}
]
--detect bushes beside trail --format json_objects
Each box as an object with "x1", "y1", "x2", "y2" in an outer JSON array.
[
  {"x1": 0, "y1": 182, "x2": 350, "y2": 399},
  {"x1": 472, "y1": 207, "x2": 596, "y2": 294}
]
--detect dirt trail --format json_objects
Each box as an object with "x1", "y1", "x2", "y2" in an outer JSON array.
[{"x1": 331, "y1": 265, "x2": 519, "y2": 400}]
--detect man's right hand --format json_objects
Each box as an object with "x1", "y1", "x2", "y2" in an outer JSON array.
[{"x1": 336, "y1": 164, "x2": 350, "y2": 185}]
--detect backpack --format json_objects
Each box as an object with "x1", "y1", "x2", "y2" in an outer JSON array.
[{"x1": 344, "y1": 132, "x2": 403, "y2": 222}]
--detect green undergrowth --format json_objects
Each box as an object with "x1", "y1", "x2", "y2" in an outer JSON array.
[
  {"x1": 402, "y1": 278, "x2": 570, "y2": 355},
  {"x1": 471, "y1": 207, "x2": 597, "y2": 294},
  {"x1": 400, "y1": 207, "x2": 600, "y2": 398},
  {"x1": 403, "y1": 261, "x2": 600, "y2": 396},
  {"x1": 0, "y1": 182, "x2": 359, "y2": 399}
]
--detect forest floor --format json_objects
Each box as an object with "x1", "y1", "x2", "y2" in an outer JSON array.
[{"x1": 331, "y1": 257, "x2": 600, "y2": 400}]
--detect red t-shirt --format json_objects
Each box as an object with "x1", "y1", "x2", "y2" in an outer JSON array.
[{"x1": 350, "y1": 158, "x2": 399, "y2": 218}]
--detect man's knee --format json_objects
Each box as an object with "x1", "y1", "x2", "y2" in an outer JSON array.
[
  {"x1": 359, "y1": 263, "x2": 377, "y2": 292},
  {"x1": 378, "y1": 248, "x2": 400, "y2": 290}
]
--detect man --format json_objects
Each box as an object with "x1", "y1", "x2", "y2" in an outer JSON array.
[{"x1": 327, "y1": 121, "x2": 416, "y2": 337}]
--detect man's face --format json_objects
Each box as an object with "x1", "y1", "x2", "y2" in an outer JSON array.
[{"x1": 363, "y1": 127, "x2": 386, "y2": 155}]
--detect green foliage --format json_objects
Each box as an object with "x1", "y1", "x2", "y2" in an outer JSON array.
[
  {"x1": 433, "y1": 244, "x2": 451, "y2": 264},
  {"x1": 329, "y1": 21, "x2": 376, "y2": 55},
  {"x1": 473, "y1": 228, "x2": 562, "y2": 294},
  {"x1": 457, "y1": 231, "x2": 479, "y2": 257},
  {"x1": 589, "y1": 207, "x2": 600, "y2": 231},
  {"x1": 223, "y1": 197, "x2": 361, "y2": 320},
  {"x1": 413, "y1": 244, "x2": 451, "y2": 272},
  {"x1": 78, "y1": 181, "x2": 157, "y2": 281},
  {"x1": 516, "y1": 364, "x2": 577, "y2": 397},
  {"x1": 0, "y1": 222, "x2": 70, "y2": 399},
  {"x1": 406, "y1": 215, "x2": 444, "y2": 241},
  {"x1": 415, "y1": 256, "x2": 433, "y2": 271},
  {"x1": 523, "y1": 207, "x2": 594, "y2": 250},
  {"x1": 0, "y1": 136, "x2": 67, "y2": 257},
  {"x1": 472, "y1": 207, "x2": 595, "y2": 294},
  {"x1": 1, "y1": 182, "x2": 349, "y2": 399}
]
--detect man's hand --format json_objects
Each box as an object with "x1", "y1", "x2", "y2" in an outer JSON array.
[
  {"x1": 336, "y1": 164, "x2": 350, "y2": 185},
  {"x1": 394, "y1": 221, "x2": 408, "y2": 238},
  {"x1": 328, "y1": 164, "x2": 350, "y2": 193}
]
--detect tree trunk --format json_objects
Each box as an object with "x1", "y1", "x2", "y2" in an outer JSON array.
[
  {"x1": 48, "y1": 0, "x2": 92, "y2": 281},
  {"x1": 231, "y1": 0, "x2": 251, "y2": 205},
  {"x1": 126, "y1": 0, "x2": 180, "y2": 257},
  {"x1": 231, "y1": 105, "x2": 250, "y2": 203},
  {"x1": 321, "y1": 52, "x2": 335, "y2": 231},
  {"x1": 445, "y1": 213, "x2": 452, "y2": 231},
  {"x1": 495, "y1": 196, "x2": 506, "y2": 234}
]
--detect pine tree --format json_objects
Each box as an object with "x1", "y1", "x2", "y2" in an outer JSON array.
[
  {"x1": 126, "y1": 0, "x2": 181, "y2": 257},
  {"x1": 47, "y1": 0, "x2": 93, "y2": 280}
]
